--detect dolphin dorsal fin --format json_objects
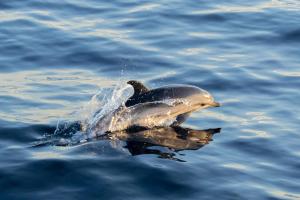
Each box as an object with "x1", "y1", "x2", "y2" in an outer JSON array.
[{"x1": 127, "y1": 80, "x2": 149, "y2": 95}]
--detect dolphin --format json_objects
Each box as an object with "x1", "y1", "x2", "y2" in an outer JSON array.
[{"x1": 90, "y1": 80, "x2": 220, "y2": 135}]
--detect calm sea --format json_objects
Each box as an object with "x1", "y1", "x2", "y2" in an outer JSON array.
[{"x1": 0, "y1": 0, "x2": 300, "y2": 199}]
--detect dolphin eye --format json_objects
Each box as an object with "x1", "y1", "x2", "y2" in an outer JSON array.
[{"x1": 173, "y1": 101, "x2": 183, "y2": 106}]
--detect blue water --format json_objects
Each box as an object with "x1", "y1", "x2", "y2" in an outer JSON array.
[{"x1": 1, "y1": 0, "x2": 300, "y2": 199}]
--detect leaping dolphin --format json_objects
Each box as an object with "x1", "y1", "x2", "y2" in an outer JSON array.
[{"x1": 90, "y1": 80, "x2": 220, "y2": 135}]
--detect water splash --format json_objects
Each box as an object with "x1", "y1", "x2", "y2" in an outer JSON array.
[
  {"x1": 52, "y1": 81, "x2": 134, "y2": 144},
  {"x1": 79, "y1": 82, "x2": 133, "y2": 131}
]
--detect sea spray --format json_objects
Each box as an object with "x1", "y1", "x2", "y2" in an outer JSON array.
[{"x1": 51, "y1": 81, "x2": 133, "y2": 144}]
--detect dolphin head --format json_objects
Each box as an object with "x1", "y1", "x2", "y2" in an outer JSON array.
[
  {"x1": 184, "y1": 86, "x2": 220, "y2": 108},
  {"x1": 160, "y1": 85, "x2": 220, "y2": 111}
]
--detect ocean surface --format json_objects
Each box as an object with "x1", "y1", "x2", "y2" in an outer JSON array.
[{"x1": 1, "y1": 0, "x2": 300, "y2": 199}]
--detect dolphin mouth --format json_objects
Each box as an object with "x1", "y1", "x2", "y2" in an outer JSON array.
[{"x1": 209, "y1": 102, "x2": 221, "y2": 107}]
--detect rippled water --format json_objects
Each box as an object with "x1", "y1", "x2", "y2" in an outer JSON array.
[{"x1": 1, "y1": 0, "x2": 300, "y2": 199}]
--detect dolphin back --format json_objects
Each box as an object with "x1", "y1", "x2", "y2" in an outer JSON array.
[{"x1": 125, "y1": 84, "x2": 203, "y2": 107}]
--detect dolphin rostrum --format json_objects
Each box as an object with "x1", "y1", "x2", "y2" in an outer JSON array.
[{"x1": 89, "y1": 80, "x2": 220, "y2": 135}]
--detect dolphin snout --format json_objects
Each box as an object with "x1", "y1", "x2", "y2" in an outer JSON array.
[{"x1": 209, "y1": 102, "x2": 221, "y2": 107}]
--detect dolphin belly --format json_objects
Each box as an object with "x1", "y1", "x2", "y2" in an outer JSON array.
[{"x1": 109, "y1": 102, "x2": 177, "y2": 132}]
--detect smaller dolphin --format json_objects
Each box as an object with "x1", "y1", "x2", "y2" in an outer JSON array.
[{"x1": 91, "y1": 80, "x2": 220, "y2": 134}]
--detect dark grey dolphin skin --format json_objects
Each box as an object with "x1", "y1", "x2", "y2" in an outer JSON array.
[{"x1": 125, "y1": 80, "x2": 220, "y2": 126}]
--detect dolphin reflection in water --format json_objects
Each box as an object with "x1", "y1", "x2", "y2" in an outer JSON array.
[
  {"x1": 108, "y1": 126, "x2": 221, "y2": 162},
  {"x1": 34, "y1": 125, "x2": 221, "y2": 162}
]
